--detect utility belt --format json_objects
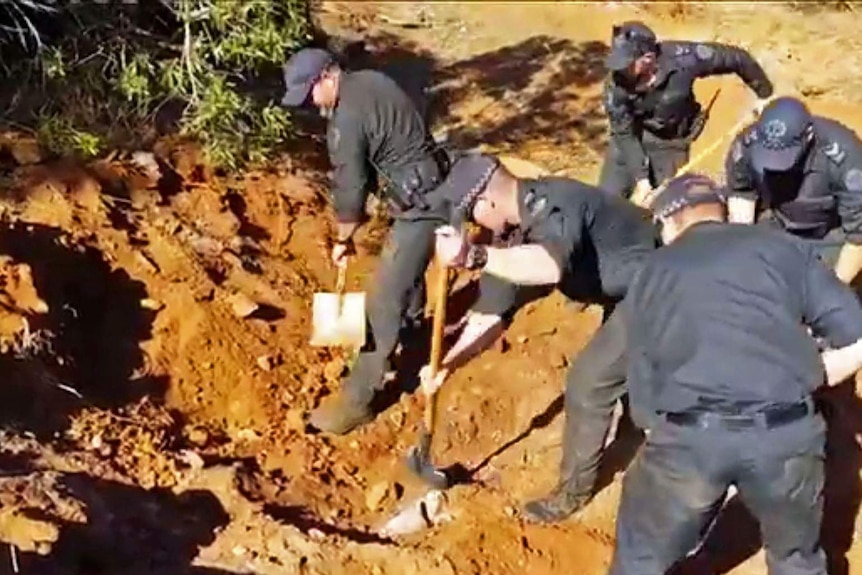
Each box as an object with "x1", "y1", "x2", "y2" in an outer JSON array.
[
  {"x1": 770, "y1": 204, "x2": 838, "y2": 240},
  {"x1": 642, "y1": 101, "x2": 710, "y2": 145},
  {"x1": 663, "y1": 397, "x2": 815, "y2": 431},
  {"x1": 376, "y1": 147, "x2": 452, "y2": 215}
]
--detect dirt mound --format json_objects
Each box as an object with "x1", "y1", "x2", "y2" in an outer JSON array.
[{"x1": 0, "y1": 3, "x2": 862, "y2": 575}]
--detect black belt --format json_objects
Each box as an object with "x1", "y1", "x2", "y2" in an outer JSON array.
[{"x1": 664, "y1": 399, "x2": 812, "y2": 430}]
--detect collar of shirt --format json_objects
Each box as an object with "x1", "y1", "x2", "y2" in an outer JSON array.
[{"x1": 679, "y1": 219, "x2": 724, "y2": 238}]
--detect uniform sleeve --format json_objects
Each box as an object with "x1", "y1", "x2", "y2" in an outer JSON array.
[
  {"x1": 603, "y1": 79, "x2": 649, "y2": 181},
  {"x1": 834, "y1": 142, "x2": 862, "y2": 244},
  {"x1": 327, "y1": 112, "x2": 370, "y2": 223},
  {"x1": 687, "y1": 42, "x2": 774, "y2": 99},
  {"x1": 524, "y1": 203, "x2": 582, "y2": 276},
  {"x1": 472, "y1": 273, "x2": 520, "y2": 316},
  {"x1": 724, "y1": 133, "x2": 757, "y2": 199},
  {"x1": 802, "y1": 245, "x2": 862, "y2": 347}
]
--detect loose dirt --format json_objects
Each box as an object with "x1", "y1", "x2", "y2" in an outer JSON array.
[{"x1": 1, "y1": 3, "x2": 862, "y2": 575}]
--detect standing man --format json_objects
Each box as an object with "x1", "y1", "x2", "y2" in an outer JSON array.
[
  {"x1": 280, "y1": 48, "x2": 450, "y2": 434},
  {"x1": 424, "y1": 153, "x2": 658, "y2": 523},
  {"x1": 611, "y1": 173, "x2": 862, "y2": 575},
  {"x1": 725, "y1": 96, "x2": 862, "y2": 284},
  {"x1": 601, "y1": 20, "x2": 774, "y2": 203}
]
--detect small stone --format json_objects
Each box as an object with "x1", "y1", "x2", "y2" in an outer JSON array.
[
  {"x1": 140, "y1": 298, "x2": 164, "y2": 311},
  {"x1": 232, "y1": 545, "x2": 247, "y2": 557},
  {"x1": 256, "y1": 355, "x2": 273, "y2": 371},
  {"x1": 237, "y1": 428, "x2": 260, "y2": 442},
  {"x1": 365, "y1": 481, "x2": 390, "y2": 511},
  {"x1": 389, "y1": 409, "x2": 405, "y2": 428},
  {"x1": 308, "y1": 528, "x2": 325, "y2": 540},
  {"x1": 188, "y1": 427, "x2": 209, "y2": 446},
  {"x1": 229, "y1": 292, "x2": 259, "y2": 318},
  {"x1": 551, "y1": 354, "x2": 568, "y2": 369},
  {"x1": 517, "y1": 335, "x2": 528, "y2": 344},
  {"x1": 179, "y1": 449, "x2": 205, "y2": 470},
  {"x1": 9, "y1": 137, "x2": 43, "y2": 165}
]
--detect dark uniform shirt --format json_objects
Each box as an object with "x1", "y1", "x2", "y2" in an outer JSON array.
[
  {"x1": 726, "y1": 116, "x2": 862, "y2": 242},
  {"x1": 327, "y1": 70, "x2": 439, "y2": 223},
  {"x1": 604, "y1": 41, "x2": 773, "y2": 181},
  {"x1": 622, "y1": 222, "x2": 862, "y2": 429},
  {"x1": 474, "y1": 177, "x2": 658, "y2": 315}
]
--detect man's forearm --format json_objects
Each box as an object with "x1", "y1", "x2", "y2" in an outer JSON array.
[
  {"x1": 484, "y1": 245, "x2": 562, "y2": 285},
  {"x1": 821, "y1": 337, "x2": 862, "y2": 386},
  {"x1": 440, "y1": 312, "x2": 504, "y2": 372},
  {"x1": 727, "y1": 196, "x2": 757, "y2": 224},
  {"x1": 833, "y1": 242, "x2": 862, "y2": 284}
]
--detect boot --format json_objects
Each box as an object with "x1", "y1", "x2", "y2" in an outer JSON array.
[
  {"x1": 521, "y1": 482, "x2": 593, "y2": 524},
  {"x1": 309, "y1": 391, "x2": 373, "y2": 435}
]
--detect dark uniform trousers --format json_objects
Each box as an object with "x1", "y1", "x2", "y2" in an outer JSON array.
[
  {"x1": 610, "y1": 412, "x2": 827, "y2": 575},
  {"x1": 599, "y1": 131, "x2": 691, "y2": 198},
  {"x1": 342, "y1": 214, "x2": 443, "y2": 406},
  {"x1": 560, "y1": 305, "x2": 630, "y2": 495}
]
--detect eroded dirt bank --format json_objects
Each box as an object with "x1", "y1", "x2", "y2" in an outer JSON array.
[{"x1": 1, "y1": 3, "x2": 862, "y2": 575}]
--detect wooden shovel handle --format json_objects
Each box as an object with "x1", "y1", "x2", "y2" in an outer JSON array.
[
  {"x1": 424, "y1": 260, "x2": 450, "y2": 431},
  {"x1": 335, "y1": 263, "x2": 347, "y2": 294}
]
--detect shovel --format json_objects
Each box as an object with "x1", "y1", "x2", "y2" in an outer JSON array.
[
  {"x1": 309, "y1": 262, "x2": 366, "y2": 348},
  {"x1": 405, "y1": 260, "x2": 451, "y2": 489}
]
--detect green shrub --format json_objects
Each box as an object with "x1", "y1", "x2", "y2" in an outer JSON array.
[{"x1": 0, "y1": 0, "x2": 313, "y2": 169}]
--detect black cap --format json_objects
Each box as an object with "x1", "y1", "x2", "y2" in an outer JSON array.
[
  {"x1": 606, "y1": 21, "x2": 657, "y2": 71},
  {"x1": 750, "y1": 97, "x2": 812, "y2": 172},
  {"x1": 651, "y1": 173, "x2": 727, "y2": 220},
  {"x1": 280, "y1": 48, "x2": 334, "y2": 107},
  {"x1": 437, "y1": 153, "x2": 501, "y2": 224}
]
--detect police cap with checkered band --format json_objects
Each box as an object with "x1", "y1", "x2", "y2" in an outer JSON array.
[
  {"x1": 651, "y1": 173, "x2": 727, "y2": 221},
  {"x1": 750, "y1": 96, "x2": 814, "y2": 173}
]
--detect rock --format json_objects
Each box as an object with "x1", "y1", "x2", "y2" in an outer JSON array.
[
  {"x1": 228, "y1": 292, "x2": 259, "y2": 318},
  {"x1": 178, "y1": 449, "x2": 205, "y2": 470},
  {"x1": 187, "y1": 426, "x2": 209, "y2": 446},
  {"x1": 256, "y1": 355, "x2": 273, "y2": 371},
  {"x1": 517, "y1": 335, "x2": 528, "y2": 344},
  {"x1": 8, "y1": 137, "x2": 43, "y2": 165},
  {"x1": 365, "y1": 481, "x2": 390, "y2": 511},
  {"x1": 140, "y1": 298, "x2": 164, "y2": 311}
]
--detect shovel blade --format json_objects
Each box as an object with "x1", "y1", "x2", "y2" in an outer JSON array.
[
  {"x1": 405, "y1": 431, "x2": 449, "y2": 489},
  {"x1": 310, "y1": 291, "x2": 366, "y2": 347}
]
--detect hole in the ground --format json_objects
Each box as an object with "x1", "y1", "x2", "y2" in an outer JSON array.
[
  {"x1": 0, "y1": 222, "x2": 167, "y2": 438},
  {"x1": 224, "y1": 189, "x2": 271, "y2": 242}
]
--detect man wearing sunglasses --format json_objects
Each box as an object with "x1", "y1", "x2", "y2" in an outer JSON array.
[
  {"x1": 424, "y1": 153, "x2": 658, "y2": 523},
  {"x1": 602, "y1": 21, "x2": 773, "y2": 205},
  {"x1": 281, "y1": 48, "x2": 451, "y2": 435}
]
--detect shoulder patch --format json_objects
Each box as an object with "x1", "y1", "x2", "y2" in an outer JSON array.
[
  {"x1": 524, "y1": 190, "x2": 549, "y2": 218},
  {"x1": 845, "y1": 168, "x2": 862, "y2": 192},
  {"x1": 695, "y1": 44, "x2": 714, "y2": 60},
  {"x1": 674, "y1": 44, "x2": 691, "y2": 57},
  {"x1": 824, "y1": 142, "x2": 846, "y2": 165}
]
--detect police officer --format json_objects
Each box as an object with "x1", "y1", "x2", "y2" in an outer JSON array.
[
  {"x1": 611, "y1": 173, "x2": 862, "y2": 575},
  {"x1": 725, "y1": 96, "x2": 862, "y2": 284},
  {"x1": 425, "y1": 153, "x2": 658, "y2": 523},
  {"x1": 280, "y1": 48, "x2": 450, "y2": 434},
  {"x1": 602, "y1": 21, "x2": 774, "y2": 203}
]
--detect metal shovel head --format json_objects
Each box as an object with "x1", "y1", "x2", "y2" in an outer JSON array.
[
  {"x1": 310, "y1": 290, "x2": 366, "y2": 347},
  {"x1": 406, "y1": 430, "x2": 449, "y2": 490}
]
